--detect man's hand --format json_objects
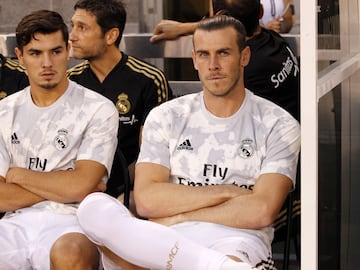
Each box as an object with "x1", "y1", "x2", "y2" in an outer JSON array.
[
  {"x1": 5, "y1": 167, "x2": 26, "y2": 184},
  {"x1": 264, "y1": 17, "x2": 282, "y2": 33},
  {"x1": 150, "y1": 20, "x2": 184, "y2": 43},
  {"x1": 95, "y1": 181, "x2": 106, "y2": 192}
]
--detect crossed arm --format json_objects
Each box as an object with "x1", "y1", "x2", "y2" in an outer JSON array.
[
  {"x1": 0, "y1": 160, "x2": 106, "y2": 212},
  {"x1": 134, "y1": 162, "x2": 292, "y2": 229}
]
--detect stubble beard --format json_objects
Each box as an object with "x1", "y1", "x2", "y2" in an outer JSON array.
[{"x1": 39, "y1": 82, "x2": 58, "y2": 90}]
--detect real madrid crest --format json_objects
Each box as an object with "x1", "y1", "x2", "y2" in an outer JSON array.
[
  {"x1": 0, "y1": 91, "x2": 7, "y2": 100},
  {"x1": 116, "y1": 93, "x2": 131, "y2": 115},
  {"x1": 54, "y1": 129, "x2": 69, "y2": 150},
  {"x1": 239, "y1": 138, "x2": 254, "y2": 158}
]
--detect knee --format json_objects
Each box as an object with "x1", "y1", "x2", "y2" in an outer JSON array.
[
  {"x1": 78, "y1": 192, "x2": 113, "y2": 221},
  {"x1": 77, "y1": 192, "x2": 129, "y2": 233},
  {"x1": 50, "y1": 233, "x2": 99, "y2": 270}
]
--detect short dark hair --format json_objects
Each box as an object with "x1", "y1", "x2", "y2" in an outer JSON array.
[
  {"x1": 195, "y1": 15, "x2": 247, "y2": 52},
  {"x1": 212, "y1": 0, "x2": 261, "y2": 37},
  {"x1": 16, "y1": 10, "x2": 69, "y2": 51},
  {"x1": 74, "y1": 0, "x2": 127, "y2": 47}
]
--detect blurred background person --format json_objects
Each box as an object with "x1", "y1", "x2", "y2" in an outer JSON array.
[
  {"x1": 260, "y1": 0, "x2": 294, "y2": 33},
  {"x1": 0, "y1": 53, "x2": 28, "y2": 101}
]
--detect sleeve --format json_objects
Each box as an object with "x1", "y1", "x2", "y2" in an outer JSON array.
[
  {"x1": 260, "y1": 114, "x2": 300, "y2": 184},
  {"x1": 137, "y1": 105, "x2": 172, "y2": 169},
  {"x1": 77, "y1": 101, "x2": 119, "y2": 180},
  {"x1": 140, "y1": 69, "x2": 172, "y2": 125},
  {"x1": 0, "y1": 136, "x2": 10, "y2": 178},
  {"x1": 0, "y1": 115, "x2": 10, "y2": 178}
]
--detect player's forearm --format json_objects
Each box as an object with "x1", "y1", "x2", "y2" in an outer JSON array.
[
  {"x1": 135, "y1": 182, "x2": 247, "y2": 219},
  {"x1": 175, "y1": 193, "x2": 273, "y2": 230},
  {"x1": 0, "y1": 181, "x2": 45, "y2": 212},
  {"x1": 6, "y1": 163, "x2": 105, "y2": 203}
]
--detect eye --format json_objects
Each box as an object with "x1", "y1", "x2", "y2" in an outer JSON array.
[
  {"x1": 198, "y1": 51, "x2": 209, "y2": 58},
  {"x1": 29, "y1": 51, "x2": 40, "y2": 56},
  {"x1": 219, "y1": 50, "x2": 229, "y2": 57},
  {"x1": 52, "y1": 48, "x2": 63, "y2": 55}
]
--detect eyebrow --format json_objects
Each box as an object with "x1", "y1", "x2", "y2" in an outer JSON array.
[
  {"x1": 195, "y1": 47, "x2": 231, "y2": 54},
  {"x1": 26, "y1": 45, "x2": 64, "y2": 53}
]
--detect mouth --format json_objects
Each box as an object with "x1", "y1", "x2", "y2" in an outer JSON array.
[
  {"x1": 70, "y1": 44, "x2": 80, "y2": 50},
  {"x1": 41, "y1": 72, "x2": 56, "y2": 80},
  {"x1": 208, "y1": 75, "x2": 225, "y2": 82}
]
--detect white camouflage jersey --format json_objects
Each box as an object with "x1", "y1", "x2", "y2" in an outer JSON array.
[
  {"x1": 137, "y1": 89, "x2": 300, "y2": 242},
  {"x1": 0, "y1": 80, "x2": 118, "y2": 211}
]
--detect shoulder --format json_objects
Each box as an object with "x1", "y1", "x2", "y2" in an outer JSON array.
[
  {"x1": 246, "y1": 90, "x2": 299, "y2": 127},
  {"x1": 1, "y1": 57, "x2": 27, "y2": 73},
  {"x1": 0, "y1": 88, "x2": 27, "y2": 115},
  {"x1": 69, "y1": 81, "x2": 114, "y2": 107},
  {"x1": 125, "y1": 55, "x2": 167, "y2": 78},
  {"x1": 123, "y1": 53, "x2": 172, "y2": 101},
  {"x1": 246, "y1": 29, "x2": 299, "y2": 78},
  {"x1": 148, "y1": 93, "x2": 200, "y2": 118},
  {"x1": 67, "y1": 61, "x2": 90, "y2": 78}
]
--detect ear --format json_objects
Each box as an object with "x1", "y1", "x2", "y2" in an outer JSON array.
[
  {"x1": 14, "y1": 47, "x2": 24, "y2": 66},
  {"x1": 105, "y1": 28, "x2": 120, "y2": 45},
  {"x1": 259, "y1": 4, "x2": 264, "y2": 20},
  {"x1": 240, "y1": 46, "x2": 251, "y2": 67},
  {"x1": 191, "y1": 50, "x2": 199, "y2": 71}
]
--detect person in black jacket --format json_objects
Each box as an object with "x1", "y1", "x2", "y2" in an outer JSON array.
[
  {"x1": 0, "y1": 53, "x2": 29, "y2": 101},
  {"x1": 68, "y1": 0, "x2": 173, "y2": 191}
]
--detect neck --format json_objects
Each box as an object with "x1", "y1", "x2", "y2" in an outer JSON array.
[
  {"x1": 246, "y1": 25, "x2": 262, "y2": 41},
  {"x1": 89, "y1": 47, "x2": 122, "y2": 82},
  {"x1": 30, "y1": 79, "x2": 69, "y2": 107},
  {"x1": 203, "y1": 88, "x2": 246, "y2": 118}
]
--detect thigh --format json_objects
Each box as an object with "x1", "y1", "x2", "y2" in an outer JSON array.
[
  {"x1": 0, "y1": 213, "x2": 33, "y2": 270},
  {"x1": 171, "y1": 221, "x2": 275, "y2": 269},
  {"x1": 31, "y1": 212, "x2": 84, "y2": 270},
  {"x1": 209, "y1": 235, "x2": 275, "y2": 269}
]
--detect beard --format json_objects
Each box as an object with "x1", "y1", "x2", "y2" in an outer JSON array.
[
  {"x1": 71, "y1": 45, "x2": 106, "y2": 61},
  {"x1": 39, "y1": 82, "x2": 58, "y2": 90},
  {"x1": 204, "y1": 75, "x2": 241, "y2": 97}
]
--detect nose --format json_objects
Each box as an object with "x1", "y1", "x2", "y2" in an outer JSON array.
[
  {"x1": 208, "y1": 55, "x2": 220, "y2": 71},
  {"x1": 42, "y1": 53, "x2": 53, "y2": 68},
  {"x1": 69, "y1": 29, "x2": 76, "y2": 42}
]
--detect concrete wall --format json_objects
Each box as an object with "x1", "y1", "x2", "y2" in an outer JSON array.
[{"x1": 0, "y1": 0, "x2": 140, "y2": 34}]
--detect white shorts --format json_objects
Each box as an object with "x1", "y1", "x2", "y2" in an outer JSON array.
[
  {"x1": 171, "y1": 222, "x2": 275, "y2": 269},
  {"x1": 0, "y1": 206, "x2": 84, "y2": 270}
]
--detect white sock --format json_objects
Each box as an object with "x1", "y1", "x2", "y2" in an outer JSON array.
[
  {"x1": 77, "y1": 192, "x2": 229, "y2": 270},
  {"x1": 220, "y1": 258, "x2": 254, "y2": 270}
]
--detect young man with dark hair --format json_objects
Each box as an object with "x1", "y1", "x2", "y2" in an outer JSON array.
[
  {"x1": 0, "y1": 10, "x2": 118, "y2": 269},
  {"x1": 77, "y1": 14, "x2": 300, "y2": 270}
]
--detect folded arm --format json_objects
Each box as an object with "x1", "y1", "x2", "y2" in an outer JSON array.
[
  {"x1": 155, "y1": 173, "x2": 292, "y2": 229},
  {"x1": 5, "y1": 160, "x2": 107, "y2": 205},
  {"x1": 134, "y1": 162, "x2": 292, "y2": 229},
  {"x1": 0, "y1": 175, "x2": 45, "y2": 212},
  {"x1": 134, "y1": 162, "x2": 249, "y2": 218}
]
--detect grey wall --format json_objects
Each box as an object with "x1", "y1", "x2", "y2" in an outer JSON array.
[{"x1": 0, "y1": 0, "x2": 139, "y2": 34}]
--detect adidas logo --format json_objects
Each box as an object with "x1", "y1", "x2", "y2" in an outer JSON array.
[
  {"x1": 11, "y1": 132, "x2": 20, "y2": 144},
  {"x1": 177, "y1": 139, "x2": 193, "y2": 151}
]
